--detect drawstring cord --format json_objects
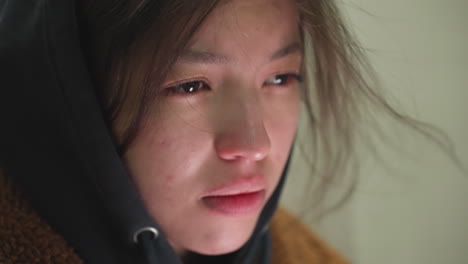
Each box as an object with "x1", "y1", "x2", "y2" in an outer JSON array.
[{"x1": 134, "y1": 227, "x2": 160, "y2": 264}]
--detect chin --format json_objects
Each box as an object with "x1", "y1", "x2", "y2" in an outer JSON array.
[
  {"x1": 193, "y1": 235, "x2": 249, "y2": 256},
  {"x1": 184, "y1": 219, "x2": 256, "y2": 256}
]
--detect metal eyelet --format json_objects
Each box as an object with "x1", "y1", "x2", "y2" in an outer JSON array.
[{"x1": 133, "y1": 227, "x2": 159, "y2": 244}]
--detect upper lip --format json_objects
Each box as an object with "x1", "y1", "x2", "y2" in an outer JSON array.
[{"x1": 202, "y1": 174, "x2": 266, "y2": 197}]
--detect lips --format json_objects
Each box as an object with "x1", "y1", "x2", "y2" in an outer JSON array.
[
  {"x1": 201, "y1": 175, "x2": 266, "y2": 215},
  {"x1": 202, "y1": 191, "x2": 265, "y2": 215}
]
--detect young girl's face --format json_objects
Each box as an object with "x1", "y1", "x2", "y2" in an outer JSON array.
[{"x1": 124, "y1": 0, "x2": 302, "y2": 256}]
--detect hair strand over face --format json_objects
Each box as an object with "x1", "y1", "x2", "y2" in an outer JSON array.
[{"x1": 78, "y1": 0, "x2": 461, "y2": 214}]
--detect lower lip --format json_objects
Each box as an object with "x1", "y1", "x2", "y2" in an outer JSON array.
[{"x1": 202, "y1": 191, "x2": 265, "y2": 216}]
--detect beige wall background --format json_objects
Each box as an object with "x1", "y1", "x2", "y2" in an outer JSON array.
[{"x1": 281, "y1": 0, "x2": 468, "y2": 263}]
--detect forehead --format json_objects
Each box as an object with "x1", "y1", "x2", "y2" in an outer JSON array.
[{"x1": 186, "y1": 0, "x2": 300, "y2": 64}]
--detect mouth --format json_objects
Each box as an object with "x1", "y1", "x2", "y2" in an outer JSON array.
[
  {"x1": 202, "y1": 190, "x2": 265, "y2": 215},
  {"x1": 201, "y1": 175, "x2": 266, "y2": 215}
]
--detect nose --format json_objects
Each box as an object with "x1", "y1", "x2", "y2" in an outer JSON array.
[{"x1": 214, "y1": 91, "x2": 271, "y2": 162}]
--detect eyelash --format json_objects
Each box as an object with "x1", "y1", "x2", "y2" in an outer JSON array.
[
  {"x1": 264, "y1": 73, "x2": 303, "y2": 86},
  {"x1": 164, "y1": 73, "x2": 303, "y2": 96}
]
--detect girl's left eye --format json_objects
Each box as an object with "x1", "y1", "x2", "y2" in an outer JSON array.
[{"x1": 264, "y1": 73, "x2": 303, "y2": 86}]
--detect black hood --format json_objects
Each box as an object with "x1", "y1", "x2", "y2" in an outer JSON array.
[{"x1": 0, "y1": 1, "x2": 292, "y2": 263}]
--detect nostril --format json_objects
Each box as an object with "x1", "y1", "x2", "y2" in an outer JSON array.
[
  {"x1": 213, "y1": 104, "x2": 272, "y2": 161},
  {"x1": 252, "y1": 147, "x2": 269, "y2": 161},
  {"x1": 215, "y1": 138, "x2": 271, "y2": 161}
]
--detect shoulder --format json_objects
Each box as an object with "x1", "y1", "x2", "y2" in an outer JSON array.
[
  {"x1": 270, "y1": 207, "x2": 350, "y2": 264},
  {"x1": 0, "y1": 169, "x2": 83, "y2": 264}
]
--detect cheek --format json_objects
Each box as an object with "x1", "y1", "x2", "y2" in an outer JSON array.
[
  {"x1": 265, "y1": 91, "x2": 300, "y2": 158},
  {"x1": 123, "y1": 116, "x2": 209, "y2": 198},
  {"x1": 259, "y1": 92, "x2": 300, "y2": 198},
  {"x1": 124, "y1": 137, "x2": 176, "y2": 203}
]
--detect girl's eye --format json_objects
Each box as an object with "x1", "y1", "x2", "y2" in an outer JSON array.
[
  {"x1": 166, "y1": 80, "x2": 210, "y2": 96},
  {"x1": 264, "y1": 73, "x2": 303, "y2": 86}
]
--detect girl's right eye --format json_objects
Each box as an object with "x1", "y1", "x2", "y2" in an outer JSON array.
[{"x1": 166, "y1": 80, "x2": 210, "y2": 96}]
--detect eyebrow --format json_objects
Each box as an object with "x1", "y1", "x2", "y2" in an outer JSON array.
[
  {"x1": 178, "y1": 42, "x2": 302, "y2": 65},
  {"x1": 270, "y1": 42, "x2": 302, "y2": 60}
]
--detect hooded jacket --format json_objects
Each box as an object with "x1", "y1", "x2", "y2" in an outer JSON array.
[
  {"x1": 0, "y1": 170, "x2": 349, "y2": 264},
  {"x1": 0, "y1": 0, "x2": 348, "y2": 263}
]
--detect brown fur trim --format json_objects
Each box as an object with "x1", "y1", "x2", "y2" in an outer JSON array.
[
  {"x1": 270, "y1": 208, "x2": 350, "y2": 264},
  {"x1": 0, "y1": 169, "x2": 83, "y2": 264}
]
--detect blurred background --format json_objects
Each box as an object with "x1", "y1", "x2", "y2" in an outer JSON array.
[{"x1": 281, "y1": 0, "x2": 468, "y2": 263}]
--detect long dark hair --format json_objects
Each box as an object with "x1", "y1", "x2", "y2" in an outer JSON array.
[{"x1": 77, "y1": 0, "x2": 458, "y2": 211}]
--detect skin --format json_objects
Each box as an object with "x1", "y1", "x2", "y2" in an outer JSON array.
[{"x1": 124, "y1": 0, "x2": 302, "y2": 256}]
